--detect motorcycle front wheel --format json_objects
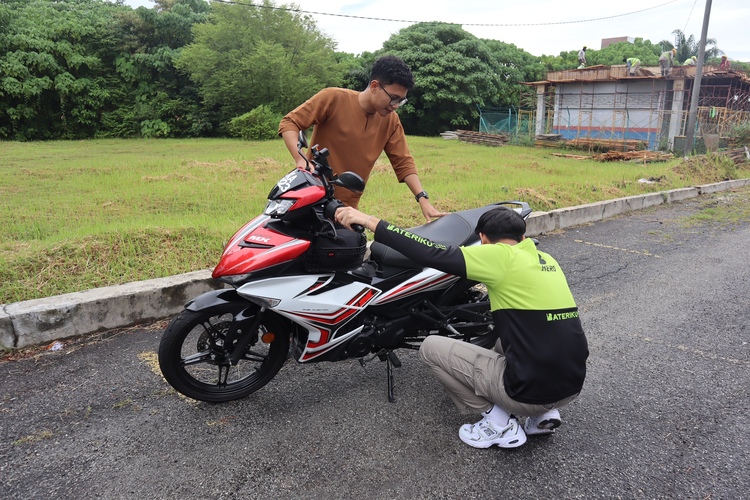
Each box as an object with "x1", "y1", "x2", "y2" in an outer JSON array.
[{"x1": 158, "y1": 304, "x2": 289, "y2": 402}]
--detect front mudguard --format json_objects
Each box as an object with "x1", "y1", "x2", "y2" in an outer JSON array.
[{"x1": 185, "y1": 288, "x2": 244, "y2": 312}]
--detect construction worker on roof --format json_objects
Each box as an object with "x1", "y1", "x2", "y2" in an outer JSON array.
[
  {"x1": 719, "y1": 55, "x2": 731, "y2": 71},
  {"x1": 659, "y1": 48, "x2": 677, "y2": 77},
  {"x1": 683, "y1": 56, "x2": 697, "y2": 66},
  {"x1": 624, "y1": 57, "x2": 642, "y2": 76}
]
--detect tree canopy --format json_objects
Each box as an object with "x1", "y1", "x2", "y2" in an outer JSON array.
[
  {"x1": 0, "y1": 2, "x2": 743, "y2": 141},
  {"x1": 366, "y1": 23, "x2": 544, "y2": 136},
  {"x1": 0, "y1": 0, "x2": 124, "y2": 139},
  {"x1": 175, "y1": 0, "x2": 342, "y2": 123},
  {"x1": 105, "y1": 0, "x2": 212, "y2": 138},
  {"x1": 0, "y1": 0, "x2": 211, "y2": 140}
]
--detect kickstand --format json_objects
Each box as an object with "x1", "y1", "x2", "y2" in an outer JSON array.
[
  {"x1": 385, "y1": 350, "x2": 401, "y2": 402},
  {"x1": 360, "y1": 349, "x2": 402, "y2": 402}
]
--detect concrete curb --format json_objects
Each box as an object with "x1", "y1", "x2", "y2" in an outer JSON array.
[
  {"x1": 2, "y1": 179, "x2": 749, "y2": 349},
  {"x1": 1, "y1": 271, "x2": 224, "y2": 349}
]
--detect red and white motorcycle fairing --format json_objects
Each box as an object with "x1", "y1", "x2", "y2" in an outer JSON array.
[{"x1": 235, "y1": 265, "x2": 462, "y2": 362}]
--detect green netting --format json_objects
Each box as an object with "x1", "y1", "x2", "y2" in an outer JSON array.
[{"x1": 479, "y1": 108, "x2": 517, "y2": 134}]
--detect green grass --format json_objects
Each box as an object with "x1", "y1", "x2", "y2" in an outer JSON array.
[
  {"x1": 2, "y1": 137, "x2": 748, "y2": 304},
  {"x1": 682, "y1": 191, "x2": 750, "y2": 227}
]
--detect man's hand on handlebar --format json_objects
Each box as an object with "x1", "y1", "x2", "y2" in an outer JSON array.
[{"x1": 335, "y1": 207, "x2": 380, "y2": 233}]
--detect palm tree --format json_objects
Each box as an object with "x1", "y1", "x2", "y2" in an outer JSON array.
[{"x1": 659, "y1": 29, "x2": 723, "y2": 64}]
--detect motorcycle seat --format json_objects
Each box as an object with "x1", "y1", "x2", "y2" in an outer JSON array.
[{"x1": 370, "y1": 202, "x2": 517, "y2": 269}]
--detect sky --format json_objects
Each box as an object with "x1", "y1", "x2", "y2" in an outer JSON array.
[{"x1": 123, "y1": 0, "x2": 750, "y2": 62}]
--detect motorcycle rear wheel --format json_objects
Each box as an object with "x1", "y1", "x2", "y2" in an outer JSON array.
[{"x1": 158, "y1": 304, "x2": 289, "y2": 402}]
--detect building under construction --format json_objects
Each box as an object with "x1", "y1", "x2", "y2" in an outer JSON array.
[{"x1": 517, "y1": 64, "x2": 750, "y2": 151}]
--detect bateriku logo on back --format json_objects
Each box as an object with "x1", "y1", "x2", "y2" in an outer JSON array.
[{"x1": 546, "y1": 311, "x2": 579, "y2": 322}]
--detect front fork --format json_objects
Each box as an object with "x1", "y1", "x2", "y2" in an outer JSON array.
[
  {"x1": 225, "y1": 306, "x2": 267, "y2": 365},
  {"x1": 185, "y1": 288, "x2": 266, "y2": 366}
]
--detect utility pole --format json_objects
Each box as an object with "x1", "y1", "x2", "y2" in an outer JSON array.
[{"x1": 684, "y1": 0, "x2": 713, "y2": 158}]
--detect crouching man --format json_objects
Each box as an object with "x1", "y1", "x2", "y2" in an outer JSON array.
[{"x1": 336, "y1": 206, "x2": 589, "y2": 449}]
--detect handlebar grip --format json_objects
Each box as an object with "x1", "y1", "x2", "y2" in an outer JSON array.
[
  {"x1": 324, "y1": 199, "x2": 363, "y2": 232},
  {"x1": 323, "y1": 199, "x2": 344, "y2": 220}
]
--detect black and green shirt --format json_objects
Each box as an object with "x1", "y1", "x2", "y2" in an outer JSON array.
[{"x1": 375, "y1": 221, "x2": 588, "y2": 404}]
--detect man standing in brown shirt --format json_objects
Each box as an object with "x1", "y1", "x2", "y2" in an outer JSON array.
[{"x1": 278, "y1": 55, "x2": 445, "y2": 221}]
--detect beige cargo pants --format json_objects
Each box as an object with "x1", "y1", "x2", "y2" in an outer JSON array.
[{"x1": 419, "y1": 335, "x2": 577, "y2": 417}]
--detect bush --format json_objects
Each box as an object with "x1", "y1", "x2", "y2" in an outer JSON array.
[
  {"x1": 140, "y1": 119, "x2": 171, "y2": 138},
  {"x1": 728, "y1": 122, "x2": 750, "y2": 147},
  {"x1": 228, "y1": 105, "x2": 283, "y2": 141}
]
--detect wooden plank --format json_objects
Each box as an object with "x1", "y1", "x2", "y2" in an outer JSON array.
[
  {"x1": 593, "y1": 151, "x2": 674, "y2": 162},
  {"x1": 454, "y1": 130, "x2": 510, "y2": 147},
  {"x1": 566, "y1": 138, "x2": 647, "y2": 152}
]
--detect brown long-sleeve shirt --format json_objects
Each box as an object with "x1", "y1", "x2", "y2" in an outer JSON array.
[{"x1": 278, "y1": 88, "x2": 418, "y2": 208}]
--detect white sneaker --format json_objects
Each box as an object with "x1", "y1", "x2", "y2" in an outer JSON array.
[
  {"x1": 523, "y1": 409, "x2": 562, "y2": 435},
  {"x1": 458, "y1": 416, "x2": 527, "y2": 449}
]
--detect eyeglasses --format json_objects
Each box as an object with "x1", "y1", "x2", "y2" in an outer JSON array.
[{"x1": 378, "y1": 83, "x2": 408, "y2": 107}]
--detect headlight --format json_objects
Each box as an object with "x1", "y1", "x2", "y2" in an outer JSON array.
[{"x1": 264, "y1": 199, "x2": 296, "y2": 216}]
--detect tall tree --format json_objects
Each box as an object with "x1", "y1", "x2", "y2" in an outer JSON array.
[
  {"x1": 175, "y1": 0, "x2": 342, "y2": 123},
  {"x1": 103, "y1": 0, "x2": 211, "y2": 137},
  {"x1": 373, "y1": 23, "x2": 541, "y2": 136},
  {"x1": 0, "y1": 0, "x2": 126, "y2": 140},
  {"x1": 662, "y1": 29, "x2": 722, "y2": 64}
]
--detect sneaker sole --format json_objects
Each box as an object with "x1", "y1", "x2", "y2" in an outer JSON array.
[
  {"x1": 538, "y1": 418, "x2": 562, "y2": 430},
  {"x1": 459, "y1": 431, "x2": 527, "y2": 449},
  {"x1": 524, "y1": 418, "x2": 562, "y2": 436}
]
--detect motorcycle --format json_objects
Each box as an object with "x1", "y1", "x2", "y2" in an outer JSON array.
[{"x1": 158, "y1": 132, "x2": 532, "y2": 402}]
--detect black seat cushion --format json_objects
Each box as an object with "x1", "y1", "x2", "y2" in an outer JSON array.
[{"x1": 370, "y1": 203, "x2": 510, "y2": 269}]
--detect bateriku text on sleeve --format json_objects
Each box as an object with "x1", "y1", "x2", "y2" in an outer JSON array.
[{"x1": 373, "y1": 220, "x2": 467, "y2": 277}]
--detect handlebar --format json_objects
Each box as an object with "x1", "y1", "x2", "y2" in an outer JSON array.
[{"x1": 323, "y1": 200, "x2": 364, "y2": 234}]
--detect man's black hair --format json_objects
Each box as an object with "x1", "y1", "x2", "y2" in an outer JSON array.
[
  {"x1": 370, "y1": 55, "x2": 415, "y2": 91},
  {"x1": 474, "y1": 207, "x2": 526, "y2": 243}
]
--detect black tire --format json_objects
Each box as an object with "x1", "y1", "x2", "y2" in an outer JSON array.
[
  {"x1": 436, "y1": 280, "x2": 498, "y2": 349},
  {"x1": 158, "y1": 304, "x2": 289, "y2": 402}
]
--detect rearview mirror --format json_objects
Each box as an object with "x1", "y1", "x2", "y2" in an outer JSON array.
[
  {"x1": 334, "y1": 172, "x2": 365, "y2": 193},
  {"x1": 297, "y1": 130, "x2": 308, "y2": 150}
]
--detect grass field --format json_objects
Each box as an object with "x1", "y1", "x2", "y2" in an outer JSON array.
[{"x1": 2, "y1": 137, "x2": 748, "y2": 304}]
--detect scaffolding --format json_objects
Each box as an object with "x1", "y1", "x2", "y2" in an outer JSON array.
[{"x1": 515, "y1": 65, "x2": 750, "y2": 151}]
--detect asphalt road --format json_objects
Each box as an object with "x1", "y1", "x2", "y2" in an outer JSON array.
[{"x1": 1, "y1": 189, "x2": 749, "y2": 499}]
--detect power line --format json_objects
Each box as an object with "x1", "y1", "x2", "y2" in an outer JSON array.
[
  {"x1": 683, "y1": 0, "x2": 699, "y2": 32},
  {"x1": 210, "y1": 0, "x2": 678, "y2": 28}
]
